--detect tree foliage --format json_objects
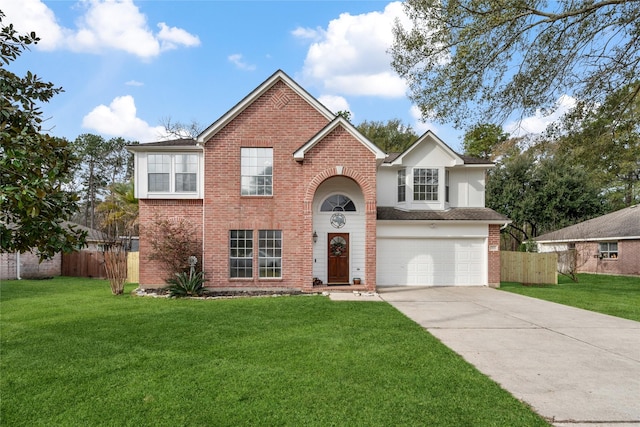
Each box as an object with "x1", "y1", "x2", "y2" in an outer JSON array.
[
  {"x1": 71, "y1": 134, "x2": 134, "y2": 229},
  {"x1": 487, "y1": 148, "x2": 606, "y2": 249},
  {"x1": 462, "y1": 123, "x2": 509, "y2": 160},
  {"x1": 544, "y1": 83, "x2": 640, "y2": 208},
  {"x1": 0, "y1": 11, "x2": 85, "y2": 259},
  {"x1": 391, "y1": 0, "x2": 640, "y2": 127},
  {"x1": 356, "y1": 119, "x2": 418, "y2": 153}
]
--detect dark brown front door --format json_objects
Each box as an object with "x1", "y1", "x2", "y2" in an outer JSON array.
[{"x1": 328, "y1": 233, "x2": 349, "y2": 283}]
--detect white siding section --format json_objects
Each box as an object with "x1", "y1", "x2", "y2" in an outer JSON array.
[{"x1": 134, "y1": 151, "x2": 204, "y2": 199}]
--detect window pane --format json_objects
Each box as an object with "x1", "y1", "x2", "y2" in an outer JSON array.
[
  {"x1": 176, "y1": 173, "x2": 197, "y2": 192},
  {"x1": 413, "y1": 168, "x2": 438, "y2": 201},
  {"x1": 148, "y1": 155, "x2": 170, "y2": 192},
  {"x1": 259, "y1": 230, "x2": 282, "y2": 278},
  {"x1": 397, "y1": 169, "x2": 406, "y2": 203},
  {"x1": 241, "y1": 148, "x2": 273, "y2": 196},
  {"x1": 320, "y1": 194, "x2": 357, "y2": 212},
  {"x1": 230, "y1": 230, "x2": 253, "y2": 278}
]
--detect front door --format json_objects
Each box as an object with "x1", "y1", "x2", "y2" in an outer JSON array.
[{"x1": 328, "y1": 233, "x2": 349, "y2": 283}]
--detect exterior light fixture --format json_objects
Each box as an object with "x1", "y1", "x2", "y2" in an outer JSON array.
[{"x1": 313, "y1": 231, "x2": 318, "y2": 243}]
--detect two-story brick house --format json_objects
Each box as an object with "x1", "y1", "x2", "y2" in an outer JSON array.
[{"x1": 129, "y1": 70, "x2": 508, "y2": 292}]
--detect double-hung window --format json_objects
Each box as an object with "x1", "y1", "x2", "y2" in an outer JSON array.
[
  {"x1": 259, "y1": 230, "x2": 282, "y2": 278},
  {"x1": 230, "y1": 230, "x2": 253, "y2": 278},
  {"x1": 230, "y1": 229, "x2": 282, "y2": 278},
  {"x1": 241, "y1": 148, "x2": 273, "y2": 196},
  {"x1": 397, "y1": 169, "x2": 406, "y2": 203},
  {"x1": 148, "y1": 154, "x2": 171, "y2": 192},
  {"x1": 413, "y1": 168, "x2": 438, "y2": 201},
  {"x1": 599, "y1": 242, "x2": 618, "y2": 259},
  {"x1": 175, "y1": 154, "x2": 198, "y2": 192},
  {"x1": 147, "y1": 153, "x2": 198, "y2": 193}
]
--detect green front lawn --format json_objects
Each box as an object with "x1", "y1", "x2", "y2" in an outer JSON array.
[
  {"x1": 1, "y1": 277, "x2": 548, "y2": 426},
  {"x1": 501, "y1": 273, "x2": 640, "y2": 322}
]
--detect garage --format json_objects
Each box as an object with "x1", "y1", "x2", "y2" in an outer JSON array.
[{"x1": 376, "y1": 237, "x2": 487, "y2": 286}]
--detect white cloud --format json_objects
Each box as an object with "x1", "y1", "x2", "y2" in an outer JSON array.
[
  {"x1": 294, "y1": 1, "x2": 410, "y2": 98},
  {"x1": 318, "y1": 95, "x2": 351, "y2": 117},
  {"x1": 505, "y1": 95, "x2": 577, "y2": 137},
  {"x1": 82, "y1": 95, "x2": 166, "y2": 142},
  {"x1": 125, "y1": 80, "x2": 144, "y2": 87},
  {"x1": 2, "y1": 0, "x2": 200, "y2": 58},
  {"x1": 228, "y1": 54, "x2": 256, "y2": 71}
]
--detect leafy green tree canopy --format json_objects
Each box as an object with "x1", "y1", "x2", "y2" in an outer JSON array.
[
  {"x1": 544, "y1": 83, "x2": 640, "y2": 208},
  {"x1": 0, "y1": 11, "x2": 85, "y2": 259},
  {"x1": 356, "y1": 119, "x2": 418, "y2": 153},
  {"x1": 463, "y1": 123, "x2": 509, "y2": 160},
  {"x1": 391, "y1": 0, "x2": 640, "y2": 127}
]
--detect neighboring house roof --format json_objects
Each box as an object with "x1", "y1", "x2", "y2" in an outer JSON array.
[
  {"x1": 64, "y1": 222, "x2": 110, "y2": 243},
  {"x1": 197, "y1": 69, "x2": 335, "y2": 144},
  {"x1": 127, "y1": 138, "x2": 200, "y2": 152},
  {"x1": 293, "y1": 116, "x2": 387, "y2": 162},
  {"x1": 377, "y1": 207, "x2": 510, "y2": 223},
  {"x1": 536, "y1": 205, "x2": 640, "y2": 243},
  {"x1": 383, "y1": 130, "x2": 494, "y2": 167}
]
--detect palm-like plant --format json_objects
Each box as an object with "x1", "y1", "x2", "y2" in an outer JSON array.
[{"x1": 98, "y1": 181, "x2": 138, "y2": 242}]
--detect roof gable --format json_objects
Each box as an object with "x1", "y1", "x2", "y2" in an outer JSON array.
[
  {"x1": 536, "y1": 205, "x2": 640, "y2": 242},
  {"x1": 293, "y1": 116, "x2": 387, "y2": 162},
  {"x1": 384, "y1": 130, "x2": 493, "y2": 167},
  {"x1": 197, "y1": 70, "x2": 335, "y2": 144}
]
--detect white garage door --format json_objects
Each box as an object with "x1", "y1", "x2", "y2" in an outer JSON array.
[{"x1": 377, "y1": 238, "x2": 486, "y2": 286}]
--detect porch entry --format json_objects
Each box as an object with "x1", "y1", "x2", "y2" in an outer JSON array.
[{"x1": 328, "y1": 233, "x2": 349, "y2": 283}]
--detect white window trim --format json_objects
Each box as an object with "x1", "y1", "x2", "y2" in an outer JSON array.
[{"x1": 136, "y1": 151, "x2": 203, "y2": 199}]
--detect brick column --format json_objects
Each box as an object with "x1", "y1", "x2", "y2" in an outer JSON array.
[{"x1": 488, "y1": 224, "x2": 501, "y2": 287}]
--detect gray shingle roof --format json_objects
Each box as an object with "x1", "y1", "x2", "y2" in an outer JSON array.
[
  {"x1": 536, "y1": 205, "x2": 640, "y2": 242},
  {"x1": 377, "y1": 207, "x2": 509, "y2": 222}
]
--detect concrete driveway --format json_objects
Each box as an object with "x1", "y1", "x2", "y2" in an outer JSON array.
[{"x1": 378, "y1": 286, "x2": 640, "y2": 427}]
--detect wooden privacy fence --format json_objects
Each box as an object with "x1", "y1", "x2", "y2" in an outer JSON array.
[
  {"x1": 501, "y1": 251, "x2": 558, "y2": 284},
  {"x1": 62, "y1": 251, "x2": 140, "y2": 283},
  {"x1": 62, "y1": 251, "x2": 107, "y2": 279},
  {"x1": 127, "y1": 252, "x2": 139, "y2": 283}
]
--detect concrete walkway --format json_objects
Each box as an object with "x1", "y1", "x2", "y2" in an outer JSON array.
[{"x1": 377, "y1": 286, "x2": 640, "y2": 427}]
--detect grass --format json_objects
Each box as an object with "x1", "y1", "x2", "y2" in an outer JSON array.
[
  {"x1": 1, "y1": 277, "x2": 548, "y2": 426},
  {"x1": 501, "y1": 273, "x2": 640, "y2": 322}
]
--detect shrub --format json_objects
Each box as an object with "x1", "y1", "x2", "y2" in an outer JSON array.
[
  {"x1": 146, "y1": 217, "x2": 202, "y2": 280},
  {"x1": 166, "y1": 270, "x2": 207, "y2": 297}
]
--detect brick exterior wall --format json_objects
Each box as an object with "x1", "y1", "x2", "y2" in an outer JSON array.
[
  {"x1": 576, "y1": 240, "x2": 640, "y2": 276},
  {"x1": 488, "y1": 224, "x2": 501, "y2": 287},
  {"x1": 196, "y1": 81, "x2": 377, "y2": 292},
  {"x1": 138, "y1": 199, "x2": 203, "y2": 287},
  {"x1": 0, "y1": 251, "x2": 61, "y2": 280}
]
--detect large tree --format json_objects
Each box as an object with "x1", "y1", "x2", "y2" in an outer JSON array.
[
  {"x1": 545, "y1": 83, "x2": 640, "y2": 209},
  {"x1": 356, "y1": 119, "x2": 418, "y2": 153},
  {"x1": 462, "y1": 123, "x2": 509, "y2": 160},
  {"x1": 487, "y1": 147, "x2": 605, "y2": 249},
  {"x1": 71, "y1": 134, "x2": 134, "y2": 230},
  {"x1": 0, "y1": 11, "x2": 85, "y2": 259},
  {"x1": 391, "y1": 1, "x2": 640, "y2": 127}
]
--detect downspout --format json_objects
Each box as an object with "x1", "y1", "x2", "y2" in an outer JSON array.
[
  {"x1": 197, "y1": 141, "x2": 205, "y2": 273},
  {"x1": 16, "y1": 251, "x2": 21, "y2": 280}
]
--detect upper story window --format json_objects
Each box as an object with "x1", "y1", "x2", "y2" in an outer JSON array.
[
  {"x1": 147, "y1": 154, "x2": 198, "y2": 193},
  {"x1": 175, "y1": 154, "x2": 197, "y2": 192},
  {"x1": 413, "y1": 168, "x2": 438, "y2": 201},
  {"x1": 397, "y1": 169, "x2": 406, "y2": 203},
  {"x1": 148, "y1": 154, "x2": 170, "y2": 192},
  {"x1": 445, "y1": 170, "x2": 450, "y2": 203},
  {"x1": 321, "y1": 194, "x2": 356, "y2": 212},
  {"x1": 241, "y1": 148, "x2": 273, "y2": 196},
  {"x1": 599, "y1": 242, "x2": 618, "y2": 259}
]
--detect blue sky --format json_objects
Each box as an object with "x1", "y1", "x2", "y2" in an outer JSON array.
[{"x1": 2, "y1": 0, "x2": 571, "y2": 152}]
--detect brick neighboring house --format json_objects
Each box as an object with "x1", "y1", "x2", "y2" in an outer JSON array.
[
  {"x1": 536, "y1": 205, "x2": 640, "y2": 276},
  {"x1": 129, "y1": 70, "x2": 509, "y2": 291},
  {"x1": 0, "y1": 222, "x2": 109, "y2": 280}
]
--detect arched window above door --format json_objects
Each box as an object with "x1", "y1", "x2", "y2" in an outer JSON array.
[{"x1": 320, "y1": 194, "x2": 356, "y2": 212}]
